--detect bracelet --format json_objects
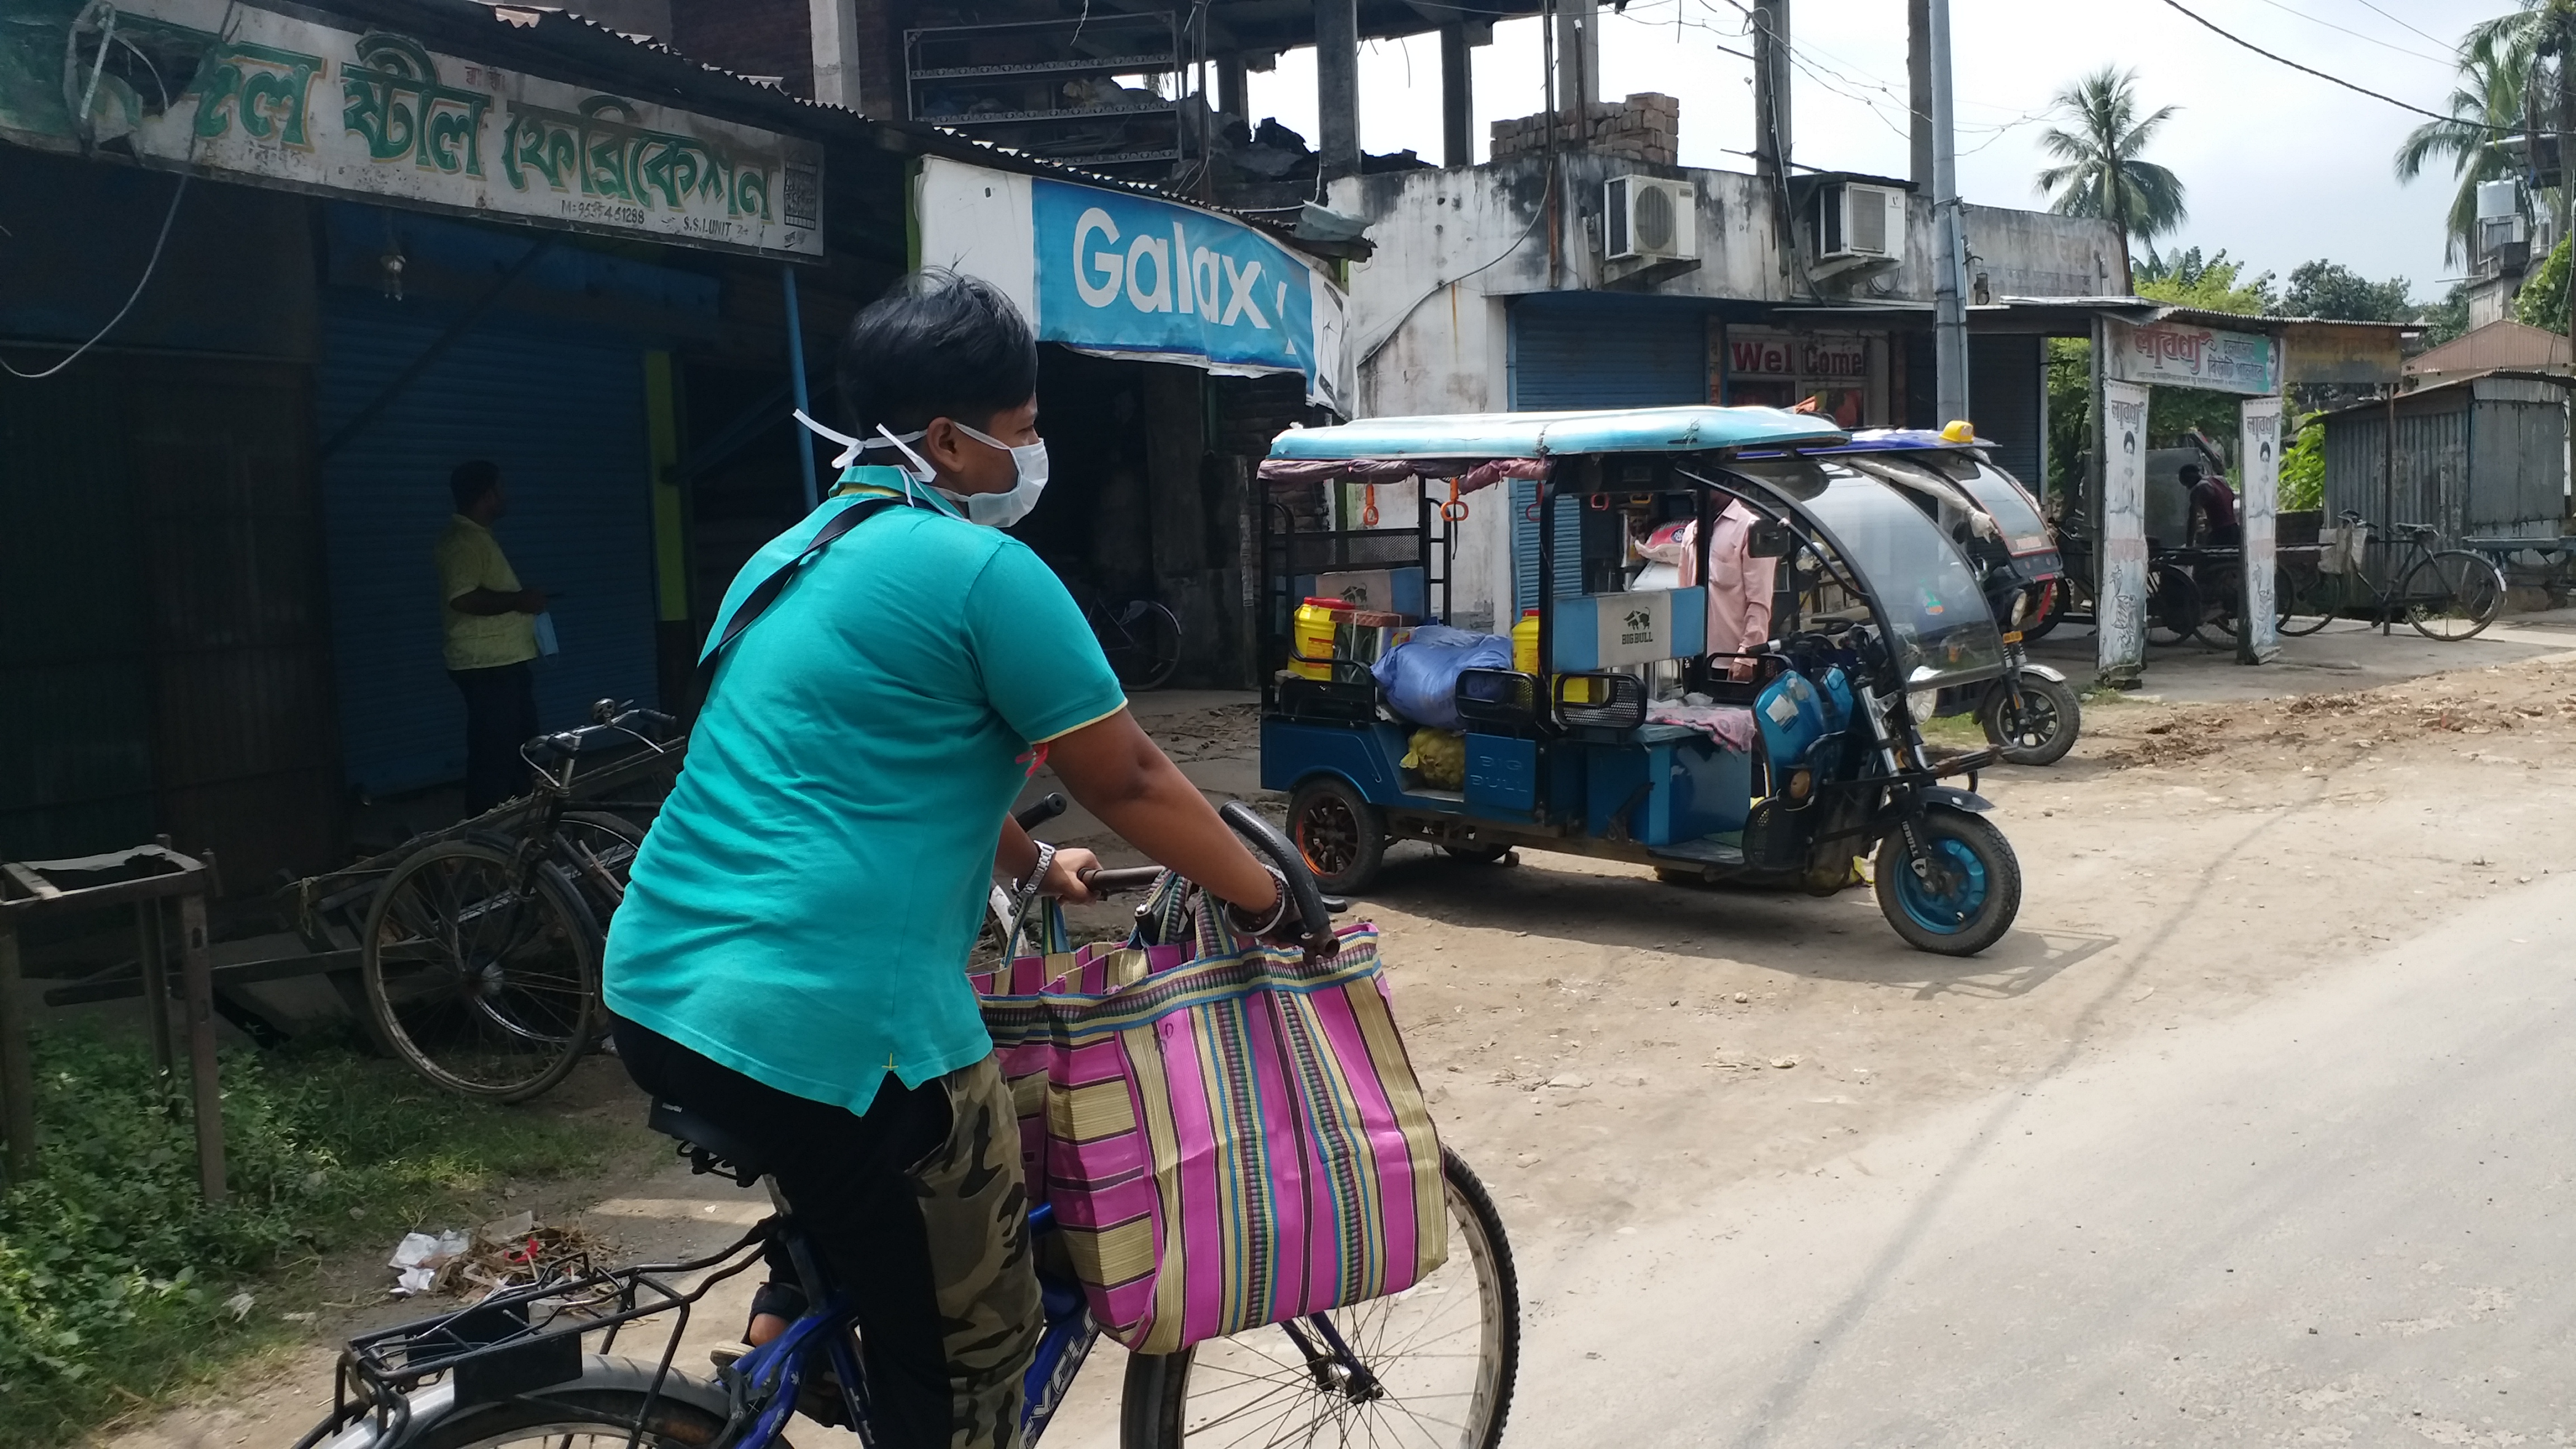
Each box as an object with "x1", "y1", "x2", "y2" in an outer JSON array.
[
  {"x1": 1017, "y1": 841, "x2": 1058, "y2": 897},
  {"x1": 1225, "y1": 866, "x2": 1294, "y2": 938}
]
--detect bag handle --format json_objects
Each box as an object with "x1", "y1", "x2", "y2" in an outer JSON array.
[{"x1": 694, "y1": 495, "x2": 910, "y2": 704}]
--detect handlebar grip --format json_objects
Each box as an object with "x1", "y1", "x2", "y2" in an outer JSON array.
[
  {"x1": 1217, "y1": 801, "x2": 1333, "y2": 946},
  {"x1": 634, "y1": 708, "x2": 677, "y2": 731},
  {"x1": 1079, "y1": 865, "x2": 1163, "y2": 895},
  {"x1": 1014, "y1": 793, "x2": 1068, "y2": 832}
]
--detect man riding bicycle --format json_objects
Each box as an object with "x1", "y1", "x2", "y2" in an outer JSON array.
[{"x1": 602, "y1": 272, "x2": 1290, "y2": 1449}]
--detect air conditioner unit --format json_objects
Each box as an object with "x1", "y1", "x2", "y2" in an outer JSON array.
[
  {"x1": 1604, "y1": 176, "x2": 1697, "y2": 263},
  {"x1": 1810, "y1": 182, "x2": 1906, "y2": 263}
]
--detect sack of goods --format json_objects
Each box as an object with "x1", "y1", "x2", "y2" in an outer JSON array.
[
  {"x1": 969, "y1": 891, "x2": 1448, "y2": 1355},
  {"x1": 1371, "y1": 624, "x2": 1512, "y2": 730},
  {"x1": 1401, "y1": 727, "x2": 1466, "y2": 789}
]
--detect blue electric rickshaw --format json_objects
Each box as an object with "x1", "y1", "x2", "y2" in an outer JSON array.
[{"x1": 1257, "y1": 406, "x2": 2024, "y2": 956}]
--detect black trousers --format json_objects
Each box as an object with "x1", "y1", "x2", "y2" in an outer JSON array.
[
  {"x1": 450, "y1": 661, "x2": 538, "y2": 813},
  {"x1": 613, "y1": 1017, "x2": 1042, "y2": 1448}
]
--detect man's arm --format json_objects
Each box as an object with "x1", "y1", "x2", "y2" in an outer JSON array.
[
  {"x1": 1042, "y1": 710, "x2": 1280, "y2": 916},
  {"x1": 448, "y1": 586, "x2": 546, "y2": 615}
]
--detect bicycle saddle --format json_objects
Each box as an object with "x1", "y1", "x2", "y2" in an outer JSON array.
[{"x1": 647, "y1": 1098, "x2": 770, "y2": 1186}]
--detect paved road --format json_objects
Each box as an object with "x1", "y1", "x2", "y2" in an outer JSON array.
[{"x1": 1504, "y1": 873, "x2": 2576, "y2": 1447}]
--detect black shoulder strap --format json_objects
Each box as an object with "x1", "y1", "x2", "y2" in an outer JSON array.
[{"x1": 694, "y1": 495, "x2": 908, "y2": 704}]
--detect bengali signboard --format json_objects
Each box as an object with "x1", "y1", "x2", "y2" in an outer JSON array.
[
  {"x1": 2104, "y1": 318, "x2": 2278, "y2": 395},
  {"x1": 0, "y1": 0, "x2": 821, "y2": 257},
  {"x1": 917, "y1": 155, "x2": 1349, "y2": 409}
]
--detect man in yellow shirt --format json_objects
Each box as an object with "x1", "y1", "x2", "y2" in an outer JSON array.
[{"x1": 434, "y1": 460, "x2": 546, "y2": 812}]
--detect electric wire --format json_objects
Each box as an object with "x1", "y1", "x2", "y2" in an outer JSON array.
[
  {"x1": 2342, "y1": 0, "x2": 2451, "y2": 51},
  {"x1": 2154, "y1": 0, "x2": 2510, "y2": 130},
  {"x1": 2241, "y1": 0, "x2": 2452, "y2": 66}
]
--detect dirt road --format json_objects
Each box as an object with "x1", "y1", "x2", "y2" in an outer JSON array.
[{"x1": 107, "y1": 645, "x2": 2576, "y2": 1449}]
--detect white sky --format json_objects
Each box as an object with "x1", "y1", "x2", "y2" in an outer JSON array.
[{"x1": 1238, "y1": 0, "x2": 2520, "y2": 303}]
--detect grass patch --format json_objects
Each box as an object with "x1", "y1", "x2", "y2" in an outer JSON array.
[
  {"x1": 0, "y1": 1031, "x2": 640, "y2": 1444},
  {"x1": 1917, "y1": 712, "x2": 1990, "y2": 749}
]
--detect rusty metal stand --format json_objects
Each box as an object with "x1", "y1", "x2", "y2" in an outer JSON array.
[{"x1": 0, "y1": 846, "x2": 226, "y2": 1200}]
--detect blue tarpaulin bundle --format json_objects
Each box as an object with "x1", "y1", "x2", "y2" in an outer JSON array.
[{"x1": 1371, "y1": 625, "x2": 1511, "y2": 730}]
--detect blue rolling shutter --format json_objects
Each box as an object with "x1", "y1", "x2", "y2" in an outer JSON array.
[
  {"x1": 319, "y1": 295, "x2": 654, "y2": 795},
  {"x1": 1968, "y1": 334, "x2": 2044, "y2": 488},
  {"x1": 1505, "y1": 294, "x2": 1708, "y2": 614}
]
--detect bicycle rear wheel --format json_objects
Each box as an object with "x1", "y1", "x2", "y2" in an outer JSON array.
[
  {"x1": 2406, "y1": 550, "x2": 2506, "y2": 641},
  {"x1": 555, "y1": 809, "x2": 647, "y2": 922},
  {"x1": 1123, "y1": 1147, "x2": 1520, "y2": 1449},
  {"x1": 315, "y1": 1358, "x2": 730, "y2": 1449},
  {"x1": 361, "y1": 840, "x2": 598, "y2": 1102},
  {"x1": 1101, "y1": 600, "x2": 1183, "y2": 691},
  {"x1": 2277, "y1": 565, "x2": 2335, "y2": 636},
  {"x1": 2145, "y1": 565, "x2": 2201, "y2": 646}
]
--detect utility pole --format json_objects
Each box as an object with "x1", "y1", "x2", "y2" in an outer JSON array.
[{"x1": 1928, "y1": 0, "x2": 1969, "y2": 425}]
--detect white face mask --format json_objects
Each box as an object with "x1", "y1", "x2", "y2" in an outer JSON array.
[{"x1": 944, "y1": 420, "x2": 1050, "y2": 529}]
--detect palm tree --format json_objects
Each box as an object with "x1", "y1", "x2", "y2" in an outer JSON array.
[
  {"x1": 2034, "y1": 67, "x2": 2187, "y2": 294},
  {"x1": 2394, "y1": 37, "x2": 2528, "y2": 266}
]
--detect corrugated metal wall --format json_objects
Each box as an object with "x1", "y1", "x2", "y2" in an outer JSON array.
[
  {"x1": 319, "y1": 295, "x2": 655, "y2": 796},
  {"x1": 1968, "y1": 334, "x2": 2044, "y2": 487},
  {"x1": 2318, "y1": 388, "x2": 2561, "y2": 543},
  {"x1": 0, "y1": 356, "x2": 339, "y2": 881},
  {"x1": 1505, "y1": 293, "x2": 1709, "y2": 612}
]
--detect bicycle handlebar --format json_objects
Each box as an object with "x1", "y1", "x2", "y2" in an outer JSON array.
[
  {"x1": 1079, "y1": 865, "x2": 1164, "y2": 894},
  {"x1": 1014, "y1": 793, "x2": 1067, "y2": 832},
  {"x1": 523, "y1": 701, "x2": 679, "y2": 768}
]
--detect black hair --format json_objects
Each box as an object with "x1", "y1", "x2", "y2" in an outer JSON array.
[
  {"x1": 2179, "y1": 463, "x2": 2203, "y2": 484},
  {"x1": 451, "y1": 460, "x2": 501, "y2": 512},
  {"x1": 836, "y1": 269, "x2": 1039, "y2": 438}
]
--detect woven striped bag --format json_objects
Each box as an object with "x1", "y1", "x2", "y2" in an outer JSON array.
[{"x1": 968, "y1": 888, "x2": 1447, "y2": 1355}]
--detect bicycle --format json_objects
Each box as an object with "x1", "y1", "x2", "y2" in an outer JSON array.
[
  {"x1": 1085, "y1": 593, "x2": 1183, "y2": 691},
  {"x1": 2279, "y1": 513, "x2": 2507, "y2": 642},
  {"x1": 2028, "y1": 525, "x2": 2204, "y2": 647},
  {"x1": 299, "y1": 806, "x2": 1522, "y2": 1449},
  {"x1": 357, "y1": 702, "x2": 677, "y2": 1102}
]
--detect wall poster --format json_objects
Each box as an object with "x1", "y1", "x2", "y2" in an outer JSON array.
[
  {"x1": 2097, "y1": 378, "x2": 2153, "y2": 683},
  {"x1": 2237, "y1": 395, "x2": 2284, "y2": 663}
]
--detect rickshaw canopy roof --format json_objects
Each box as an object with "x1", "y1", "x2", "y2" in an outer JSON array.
[{"x1": 1265, "y1": 406, "x2": 1850, "y2": 468}]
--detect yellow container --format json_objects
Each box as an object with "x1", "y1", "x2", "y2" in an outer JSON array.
[
  {"x1": 1291, "y1": 596, "x2": 1351, "y2": 680},
  {"x1": 1512, "y1": 609, "x2": 1542, "y2": 675}
]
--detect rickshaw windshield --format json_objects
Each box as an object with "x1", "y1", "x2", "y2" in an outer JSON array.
[
  {"x1": 1795, "y1": 472, "x2": 2006, "y2": 689},
  {"x1": 1949, "y1": 460, "x2": 2052, "y2": 557}
]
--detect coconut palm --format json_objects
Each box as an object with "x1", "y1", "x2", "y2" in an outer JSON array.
[
  {"x1": 2395, "y1": 39, "x2": 2528, "y2": 266},
  {"x1": 2033, "y1": 66, "x2": 2187, "y2": 294}
]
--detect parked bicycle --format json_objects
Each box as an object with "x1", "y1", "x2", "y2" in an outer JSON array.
[
  {"x1": 357, "y1": 702, "x2": 675, "y2": 1102},
  {"x1": 298, "y1": 808, "x2": 1521, "y2": 1449},
  {"x1": 2027, "y1": 524, "x2": 2205, "y2": 646},
  {"x1": 2281, "y1": 513, "x2": 2506, "y2": 642},
  {"x1": 1084, "y1": 592, "x2": 1183, "y2": 690}
]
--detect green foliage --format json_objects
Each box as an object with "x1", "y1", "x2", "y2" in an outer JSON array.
[
  {"x1": 2517, "y1": 235, "x2": 2571, "y2": 329},
  {"x1": 0, "y1": 1033, "x2": 631, "y2": 1444},
  {"x1": 2135, "y1": 247, "x2": 2275, "y2": 315},
  {"x1": 2279, "y1": 416, "x2": 2326, "y2": 513},
  {"x1": 2276, "y1": 261, "x2": 2418, "y2": 322},
  {"x1": 2044, "y1": 337, "x2": 2093, "y2": 503},
  {"x1": 2420, "y1": 281, "x2": 2473, "y2": 347},
  {"x1": 2393, "y1": 18, "x2": 2534, "y2": 266}
]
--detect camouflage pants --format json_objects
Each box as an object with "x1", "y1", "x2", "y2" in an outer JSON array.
[
  {"x1": 892, "y1": 1055, "x2": 1045, "y2": 1448},
  {"x1": 612, "y1": 1020, "x2": 1041, "y2": 1449}
]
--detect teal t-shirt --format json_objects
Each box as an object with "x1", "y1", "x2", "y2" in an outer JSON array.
[{"x1": 603, "y1": 471, "x2": 1128, "y2": 1114}]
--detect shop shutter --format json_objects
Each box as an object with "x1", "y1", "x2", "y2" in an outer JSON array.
[
  {"x1": 1504, "y1": 294, "x2": 1708, "y2": 613},
  {"x1": 319, "y1": 295, "x2": 654, "y2": 796},
  {"x1": 1968, "y1": 334, "x2": 2044, "y2": 488}
]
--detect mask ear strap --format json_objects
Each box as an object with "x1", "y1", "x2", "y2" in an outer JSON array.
[
  {"x1": 874, "y1": 425, "x2": 937, "y2": 484},
  {"x1": 792, "y1": 409, "x2": 866, "y2": 468}
]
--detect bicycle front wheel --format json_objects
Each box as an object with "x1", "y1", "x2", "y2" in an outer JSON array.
[
  {"x1": 1123, "y1": 1147, "x2": 1521, "y2": 1449},
  {"x1": 2406, "y1": 550, "x2": 2506, "y2": 641},
  {"x1": 361, "y1": 839, "x2": 599, "y2": 1102}
]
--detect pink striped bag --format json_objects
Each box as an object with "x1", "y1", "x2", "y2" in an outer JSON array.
[{"x1": 968, "y1": 892, "x2": 1447, "y2": 1355}]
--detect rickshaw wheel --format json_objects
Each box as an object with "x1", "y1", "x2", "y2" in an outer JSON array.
[
  {"x1": 1978, "y1": 675, "x2": 2081, "y2": 767},
  {"x1": 1288, "y1": 776, "x2": 1386, "y2": 894},
  {"x1": 1874, "y1": 808, "x2": 2021, "y2": 957}
]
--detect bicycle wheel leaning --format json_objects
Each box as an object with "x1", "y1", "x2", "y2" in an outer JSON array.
[
  {"x1": 1100, "y1": 599, "x2": 1183, "y2": 690},
  {"x1": 2145, "y1": 564, "x2": 2201, "y2": 646},
  {"x1": 1123, "y1": 1147, "x2": 1521, "y2": 1449},
  {"x1": 2405, "y1": 550, "x2": 2506, "y2": 641},
  {"x1": 361, "y1": 839, "x2": 599, "y2": 1102}
]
